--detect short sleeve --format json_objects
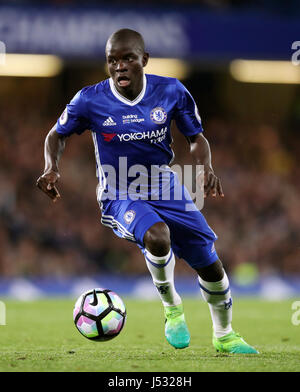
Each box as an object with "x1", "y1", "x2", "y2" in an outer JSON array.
[
  {"x1": 174, "y1": 79, "x2": 203, "y2": 136},
  {"x1": 56, "y1": 90, "x2": 90, "y2": 136}
]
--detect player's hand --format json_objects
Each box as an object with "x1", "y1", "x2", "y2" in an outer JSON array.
[
  {"x1": 196, "y1": 166, "x2": 224, "y2": 198},
  {"x1": 36, "y1": 170, "x2": 61, "y2": 202}
]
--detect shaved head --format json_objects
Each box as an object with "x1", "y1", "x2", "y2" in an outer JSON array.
[
  {"x1": 106, "y1": 29, "x2": 145, "y2": 55},
  {"x1": 105, "y1": 28, "x2": 149, "y2": 101}
]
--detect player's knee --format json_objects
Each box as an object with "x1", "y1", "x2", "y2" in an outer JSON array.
[
  {"x1": 143, "y1": 222, "x2": 171, "y2": 256},
  {"x1": 195, "y1": 259, "x2": 224, "y2": 282}
]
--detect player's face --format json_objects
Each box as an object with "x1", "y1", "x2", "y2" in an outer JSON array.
[{"x1": 106, "y1": 38, "x2": 148, "y2": 98}]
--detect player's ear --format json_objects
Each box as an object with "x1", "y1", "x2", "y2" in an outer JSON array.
[{"x1": 142, "y1": 52, "x2": 149, "y2": 68}]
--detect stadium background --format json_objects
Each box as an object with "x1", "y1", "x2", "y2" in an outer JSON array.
[{"x1": 0, "y1": 0, "x2": 299, "y2": 300}]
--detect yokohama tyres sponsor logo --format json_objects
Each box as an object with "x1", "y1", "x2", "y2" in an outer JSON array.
[
  {"x1": 101, "y1": 127, "x2": 168, "y2": 143},
  {"x1": 117, "y1": 127, "x2": 167, "y2": 142}
]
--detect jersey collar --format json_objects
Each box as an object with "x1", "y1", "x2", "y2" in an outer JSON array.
[{"x1": 109, "y1": 74, "x2": 147, "y2": 106}]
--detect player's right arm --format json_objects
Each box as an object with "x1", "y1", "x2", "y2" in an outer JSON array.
[
  {"x1": 36, "y1": 125, "x2": 66, "y2": 202},
  {"x1": 36, "y1": 89, "x2": 90, "y2": 202}
]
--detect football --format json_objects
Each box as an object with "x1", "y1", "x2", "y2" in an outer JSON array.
[{"x1": 73, "y1": 288, "x2": 126, "y2": 341}]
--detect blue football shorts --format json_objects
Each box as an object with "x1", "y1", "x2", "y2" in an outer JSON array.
[{"x1": 100, "y1": 185, "x2": 219, "y2": 269}]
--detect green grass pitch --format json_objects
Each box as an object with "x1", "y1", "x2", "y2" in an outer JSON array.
[{"x1": 0, "y1": 298, "x2": 299, "y2": 372}]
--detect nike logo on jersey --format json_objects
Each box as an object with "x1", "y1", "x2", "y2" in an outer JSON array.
[{"x1": 103, "y1": 117, "x2": 117, "y2": 126}]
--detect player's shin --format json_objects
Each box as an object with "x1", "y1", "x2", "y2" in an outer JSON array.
[
  {"x1": 144, "y1": 248, "x2": 190, "y2": 349},
  {"x1": 144, "y1": 248, "x2": 181, "y2": 306},
  {"x1": 198, "y1": 271, "x2": 233, "y2": 338}
]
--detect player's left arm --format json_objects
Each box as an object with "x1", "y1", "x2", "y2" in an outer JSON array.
[
  {"x1": 173, "y1": 79, "x2": 224, "y2": 198},
  {"x1": 186, "y1": 133, "x2": 224, "y2": 198}
]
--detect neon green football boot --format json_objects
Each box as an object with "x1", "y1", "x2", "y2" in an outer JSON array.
[
  {"x1": 164, "y1": 304, "x2": 190, "y2": 349},
  {"x1": 213, "y1": 330, "x2": 259, "y2": 354}
]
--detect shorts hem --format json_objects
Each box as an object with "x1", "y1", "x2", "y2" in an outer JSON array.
[
  {"x1": 134, "y1": 212, "x2": 164, "y2": 248},
  {"x1": 182, "y1": 249, "x2": 219, "y2": 269}
]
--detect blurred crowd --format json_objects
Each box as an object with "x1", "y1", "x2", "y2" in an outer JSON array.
[
  {"x1": 4, "y1": 0, "x2": 300, "y2": 14},
  {"x1": 0, "y1": 76, "x2": 299, "y2": 279}
]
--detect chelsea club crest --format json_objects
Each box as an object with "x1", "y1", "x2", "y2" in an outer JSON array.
[
  {"x1": 124, "y1": 210, "x2": 136, "y2": 224},
  {"x1": 150, "y1": 107, "x2": 167, "y2": 124}
]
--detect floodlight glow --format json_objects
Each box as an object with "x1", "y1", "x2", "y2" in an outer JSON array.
[
  {"x1": 230, "y1": 60, "x2": 300, "y2": 84},
  {"x1": 0, "y1": 54, "x2": 63, "y2": 77},
  {"x1": 145, "y1": 58, "x2": 189, "y2": 80}
]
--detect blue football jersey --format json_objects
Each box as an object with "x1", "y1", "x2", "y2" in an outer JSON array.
[{"x1": 56, "y1": 74, "x2": 203, "y2": 203}]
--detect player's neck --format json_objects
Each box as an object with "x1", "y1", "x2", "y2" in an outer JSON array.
[{"x1": 115, "y1": 76, "x2": 144, "y2": 102}]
